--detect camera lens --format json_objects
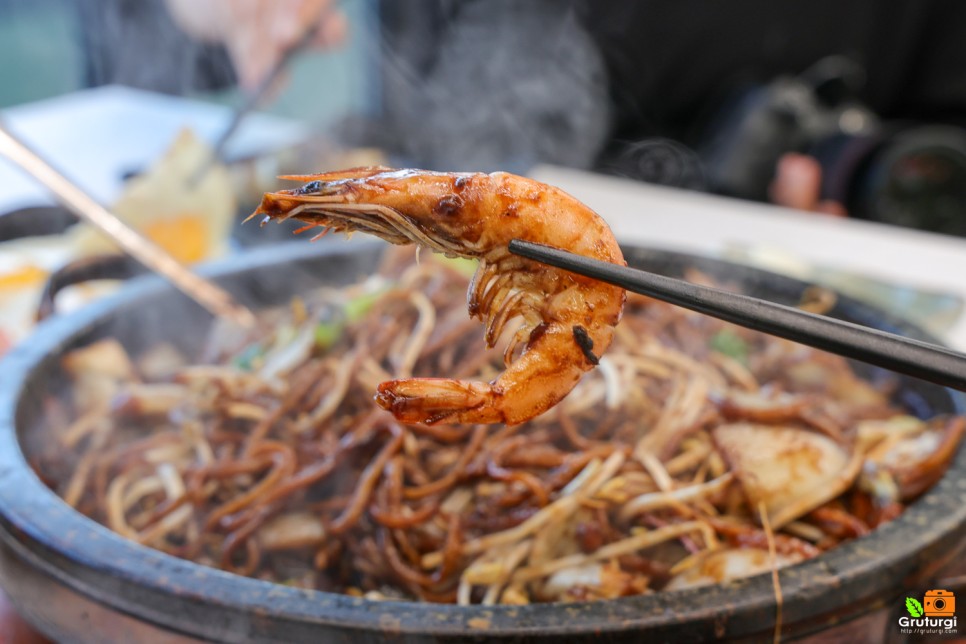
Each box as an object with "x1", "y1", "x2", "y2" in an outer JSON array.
[
  {"x1": 614, "y1": 138, "x2": 706, "y2": 190},
  {"x1": 934, "y1": 598, "x2": 947, "y2": 611},
  {"x1": 850, "y1": 126, "x2": 966, "y2": 235}
]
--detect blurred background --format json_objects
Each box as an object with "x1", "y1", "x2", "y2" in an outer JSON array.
[
  {"x1": 1, "y1": 0, "x2": 964, "y2": 359},
  {"x1": 1, "y1": 0, "x2": 964, "y2": 207},
  {"x1": 0, "y1": 0, "x2": 964, "y2": 346},
  {"x1": 2, "y1": 1, "x2": 966, "y2": 639},
  {"x1": 0, "y1": 0, "x2": 372, "y2": 125},
  {"x1": 0, "y1": 0, "x2": 965, "y2": 331}
]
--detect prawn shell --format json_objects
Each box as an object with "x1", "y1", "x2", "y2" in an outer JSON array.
[{"x1": 251, "y1": 167, "x2": 626, "y2": 425}]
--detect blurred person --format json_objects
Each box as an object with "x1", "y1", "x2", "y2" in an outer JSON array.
[
  {"x1": 64, "y1": 0, "x2": 966, "y2": 226},
  {"x1": 159, "y1": 0, "x2": 966, "y2": 228},
  {"x1": 161, "y1": 0, "x2": 348, "y2": 93},
  {"x1": 73, "y1": 0, "x2": 612, "y2": 178},
  {"x1": 74, "y1": 0, "x2": 346, "y2": 95},
  {"x1": 155, "y1": 0, "x2": 610, "y2": 175},
  {"x1": 149, "y1": 0, "x2": 839, "y2": 211},
  {"x1": 76, "y1": 0, "x2": 235, "y2": 95},
  {"x1": 584, "y1": 0, "x2": 966, "y2": 229}
]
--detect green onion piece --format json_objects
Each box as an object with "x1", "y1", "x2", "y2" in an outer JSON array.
[
  {"x1": 710, "y1": 329, "x2": 749, "y2": 364},
  {"x1": 434, "y1": 255, "x2": 478, "y2": 278},
  {"x1": 314, "y1": 321, "x2": 344, "y2": 350},
  {"x1": 344, "y1": 289, "x2": 387, "y2": 323}
]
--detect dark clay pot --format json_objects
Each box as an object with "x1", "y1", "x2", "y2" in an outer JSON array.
[{"x1": 1, "y1": 240, "x2": 964, "y2": 643}]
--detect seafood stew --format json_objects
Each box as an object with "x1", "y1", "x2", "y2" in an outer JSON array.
[{"x1": 28, "y1": 243, "x2": 965, "y2": 606}]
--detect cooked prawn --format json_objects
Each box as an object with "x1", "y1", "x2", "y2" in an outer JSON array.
[{"x1": 252, "y1": 167, "x2": 626, "y2": 425}]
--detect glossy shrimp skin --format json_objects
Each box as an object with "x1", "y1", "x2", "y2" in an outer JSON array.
[{"x1": 253, "y1": 167, "x2": 626, "y2": 425}]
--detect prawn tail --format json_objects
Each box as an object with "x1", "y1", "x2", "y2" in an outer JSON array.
[{"x1": 374, "y1": 378, "x2": 511, "y2": 425}]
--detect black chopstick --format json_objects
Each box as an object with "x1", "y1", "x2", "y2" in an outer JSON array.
[{"x1": 508, "y1": 239, "x2": 966, "y2": 392}]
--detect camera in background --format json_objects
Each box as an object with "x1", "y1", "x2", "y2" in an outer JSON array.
[{"x1": 699, "y1": 56, "x2": 966, "y2": 236}]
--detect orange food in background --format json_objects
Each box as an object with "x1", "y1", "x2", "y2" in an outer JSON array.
[
  {"x1": 71, "y1": 129, "x2": 235, "y2": 264},
  {"x1": 0, "y1": 129, "x2": 234, "y2": 357},
  {"x1": 143, "y1": 214, "x2": 209, "y2": 264},
  {"x1": 0, "y1": 264, "x2": 46, "y2": 291}
]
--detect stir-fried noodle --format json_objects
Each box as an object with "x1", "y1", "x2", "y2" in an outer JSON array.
[{"x1": 33, "y1": 249, "x2": 965, "y2": 604}]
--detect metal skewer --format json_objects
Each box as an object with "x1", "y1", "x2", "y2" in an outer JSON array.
[
  {"x1": 0, "y1": 121, "x2": 256, "y2": 328},
  {"x1": 509, "y1": 239, "x2": 966, "y2": 392}
]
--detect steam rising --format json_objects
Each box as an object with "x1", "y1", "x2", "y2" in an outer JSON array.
[{"x1": 375, "y1": 0, "x2": 611, "y2": 172}]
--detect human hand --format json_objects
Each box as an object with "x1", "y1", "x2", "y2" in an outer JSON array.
[
  {"x1": 164, "y1": 0, "x2": 347, "y2": 92},
  {"x1": 769, "y1": 153, "x2": 848, "y2": 217}
]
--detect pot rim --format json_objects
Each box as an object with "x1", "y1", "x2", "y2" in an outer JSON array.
[{"x1": 1, "y1": 240, "x2": 964, "y2": 640}]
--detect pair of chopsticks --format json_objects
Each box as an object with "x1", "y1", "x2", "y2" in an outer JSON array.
[{"x1": 509, "y1": 239, "x2": 966, "y2": 392}]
